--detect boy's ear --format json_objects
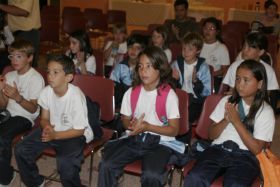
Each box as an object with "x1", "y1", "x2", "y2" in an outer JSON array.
[
  {"x1": 66, "y1": 73, "x2": 74, "y2": 83},
  {"x1": 258, "y1": 80, "x2": 263, "y2": 89},
  {"x1": 28, "y1": 55, "x2": 34, "y2": 64}
]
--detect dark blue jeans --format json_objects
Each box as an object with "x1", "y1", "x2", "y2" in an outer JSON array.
[
  {"x1": 15, "y1": 128, "x2": 86, "y2": 187},
  {"x1": 98, "y1": 134, "x2": 172, "y2": 187},
  {"x1": 184, "y1": 142, "x2": 260, "y2": 187},
  {"x1": 0, "y1": 116, "x2": 32, "y2": 185}
]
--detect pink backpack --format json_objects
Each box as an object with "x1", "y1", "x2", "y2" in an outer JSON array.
[{"x1": 130, "y1": 84, "x2": 171, "y2": 124}]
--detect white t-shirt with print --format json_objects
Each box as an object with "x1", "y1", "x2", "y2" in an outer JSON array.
[
  {"x1": 121, "y1": 86, "x2": 180, "y2": 141},
  {"x1": 222, "y1": 59, "x2": 279, "y2": 90},
  {"x1": 38, "y1": 84, "x2": 93, "y2": 143},
  {"x1": 200, "y1": 41, "x2": 230, "y2": 72},
  {"x1": 5, "y1": 68, "x2": 45, "y2": 125},
  {"x1": 210, "y1": 96, "x2": 275, "y2": 150}
]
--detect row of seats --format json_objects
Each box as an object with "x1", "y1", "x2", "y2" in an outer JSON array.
[{"x1": 6, "y1": 64, "x2": 263, "y2": 186}]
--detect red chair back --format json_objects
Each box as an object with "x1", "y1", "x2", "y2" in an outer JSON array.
[
  {"x1": 62, "y1": 6, "x2": 81, "y2": 18},
  {"x1": 72, "y1": 75, "x2": 115, "y2": 122},
  {"x1": 225, "y1": 21, "x2": 250, "y2": 36},
  {"x1": 85, "y1": 12, "x2": 108, "y2": 31},
  {"x1": 84, "y1": 8, "x2": 103, "y2": 20},
  {"x1": 41, "y1": 5, "x2": 59, "y2": 21},
  {"x1": 62, "y1": 12, "x2": 86, "y2": 34},
  {"x1": 40, "y1": 19, "x2": 60, "y2": 42},
  {"x1": 107, "y1": 10, "x2": 126, "y2": 25},
  {"x1": 266, "y1": 34, "x2": 278, "y2": 67},
  {"x1": 169, "y1": 42, "x2": 182, "y2": 62},
  {"x1": 195, "y1": 94, "x2": 223, "y2": 139},
  {"x1": 175, "y1": 88, "x2": 189, "y2": 136},
  {"x1": 222, "y1": 33, "x2": 240, "y2": 63},
  {"x1": 92, "y1": 50, "x2": 104, "y2": 77}
]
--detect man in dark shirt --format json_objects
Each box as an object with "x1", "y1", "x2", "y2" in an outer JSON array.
[{"x1": 165, "y1": 0, "x2": 199, "y2": 43}]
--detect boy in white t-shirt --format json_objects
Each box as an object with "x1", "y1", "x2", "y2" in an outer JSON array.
[
  {"x1": 15, "y1": 55, "x2": 93, "y2": 187},
  {"x1": 0, "y1": 39, "x2": 45, "y2": 186}
]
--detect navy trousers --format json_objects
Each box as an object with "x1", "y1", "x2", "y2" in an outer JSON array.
[
  {"x1": 0, "y1": 116, "x2": 31, "y2": 185},
  {"x1": 98, "y1": 134, "x2": 172, "y2": 187},
  {"x1": 15, "y1": 128, "x2": 86, "y2": 187},
  {"x1": 184, "y1": 145, "x2": 260, "y2": 187}
]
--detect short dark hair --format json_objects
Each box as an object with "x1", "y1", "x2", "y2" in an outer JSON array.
[
  {"x1": 245, "y1": 32, "x2": 268, "y2": 50},
  {"x1": 174, "y1": 0, "x2": 188, "y2": 9},
  {"x1": 202, "y1": 17, "x2": 223, "y2": 42},
  {"x1": 47, "y1": 54, "x2": 75, "y2": 75},
  {"x1": 265, "y1": 0, "x2": 278, "y2": 9},
  {"x1": 127, "y1": 34, "x2": 148, "y2": 50}
]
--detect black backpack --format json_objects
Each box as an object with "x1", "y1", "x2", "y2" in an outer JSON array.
[{"x1": 85, "y1": 96, "x2": 103, "y2": 139}]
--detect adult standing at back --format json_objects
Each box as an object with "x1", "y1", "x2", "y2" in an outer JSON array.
[
  {"x1": 0, "y1": 0, "x2": 41, "y2": 67},
  {"x1": 164, "y1": 0, "x2": 199, "y2": 43}
]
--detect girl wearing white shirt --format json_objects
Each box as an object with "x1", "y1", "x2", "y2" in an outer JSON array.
[
  {"x1": 66, "y1": 30, "x2": 96, "y2": 75},
  {"x1": 151, "y1": 25, "x2": 172, "y2": 64},
  {"x1": 184, "y1": 60, "x2": 275, "y2": 187},
  {"x1": 98, "y1": 46, "x2": 180, "y2": 187}
]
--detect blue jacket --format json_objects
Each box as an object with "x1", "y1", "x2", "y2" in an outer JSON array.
[
  {"x1": 173, "y1": 56, "x2": 211, "y2": 99},
  {"x1": 110, "y1": 58, "x2": 133, "y2": 86}
]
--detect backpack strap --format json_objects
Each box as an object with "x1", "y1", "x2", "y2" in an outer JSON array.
[
  {"x1": 130, "y1": 85, "x2": 142, "y2": 118},
  {"x1": 177, "y1": 55, "x2": 185, "y2": 83},
  {"x1": 130, "y1": 84, "x2": 171, "y2": 124},
  {"x1": 156, "y1": 84, "x2": 171, "y2": 124}
]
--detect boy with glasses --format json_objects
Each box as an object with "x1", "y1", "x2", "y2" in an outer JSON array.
[{"x1": 0, "y1": 39, "x2": 44, "y2": 186}]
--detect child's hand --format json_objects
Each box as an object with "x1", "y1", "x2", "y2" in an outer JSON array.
[
  {"x1": 112, "y1": 41, "x2": 119, "y2": 48},
  {"x1": 0, "y1": 75, "x2": 6, "y2": 90},
  {"x1": 128, "y1": 113, "x2": 146, "y2": 136},
  {"x1": 76, "y1": 51, "x2": 85, "y2": 63},
  {"x1": 171, "y1": 24, "x2": 179, "y2": 37},
  {"x1": 3, "y1": 82, "x2": 21, "y2": 101},
  {"x1": 172, "y1": 69, "x2": 180, "y2": 80},
  {"x1": 225, "y1": 102, "x2": 241, "y2": 125},
  {"x1": 192, "y1": 69, "x2": 198, "y2": 82},
  {"x1": 41, "y1": 124, "x2": 55, "y2": 142}
]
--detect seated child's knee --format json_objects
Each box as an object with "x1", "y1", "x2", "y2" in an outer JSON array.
[{"x1": 141, "y1": 170, "x2": 165, "y2": 185}]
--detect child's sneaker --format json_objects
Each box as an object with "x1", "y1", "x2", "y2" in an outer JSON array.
[{"x1": 0, "y1": 171, "x2": 16, "y2": 187}]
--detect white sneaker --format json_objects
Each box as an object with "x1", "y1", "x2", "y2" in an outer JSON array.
[
  {"x1": 0, "y1": 172, "x2": 16, "y2": 187},
  {"x1": 38, "y1": 179, "x2": 45, "y2": 187}
]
